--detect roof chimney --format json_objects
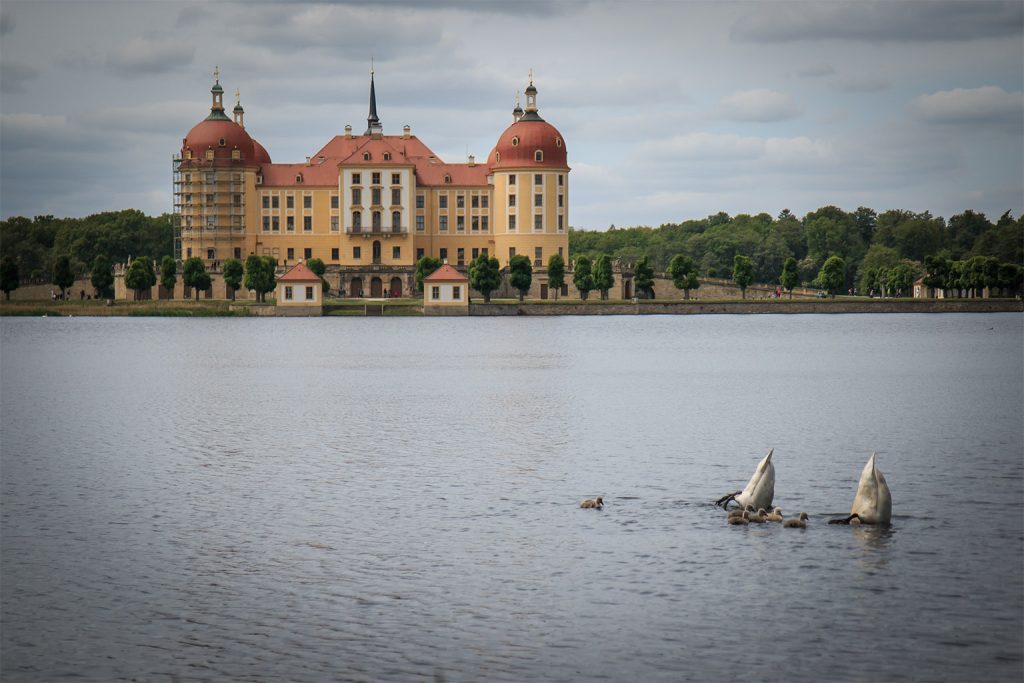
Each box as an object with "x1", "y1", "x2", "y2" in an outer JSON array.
[
  {"x1": 468, "y1": 154, "x2": 476, "y2": 167},
  {"x1": 344, "y1": 125, "x2": 353, "y2": 138},
  {"x1": 403, "y1": 125, "x2": 411, "y2": 139}
]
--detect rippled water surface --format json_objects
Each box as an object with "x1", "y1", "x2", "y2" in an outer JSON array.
[{"x1": 2, "y1": 314, "x2": 1022, "y2": 682}]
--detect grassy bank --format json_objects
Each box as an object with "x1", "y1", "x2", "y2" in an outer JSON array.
[{"x1": 0, "y1": 300, "x2": 248, "y2": 317}]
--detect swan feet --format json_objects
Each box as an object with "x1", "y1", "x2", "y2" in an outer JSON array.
[
  {"x1": 714, "y1": 491, "x2": 742, "y2": 509},
  {"x1": 828, "y1": 513, "x2": 861, "y2": 525}
]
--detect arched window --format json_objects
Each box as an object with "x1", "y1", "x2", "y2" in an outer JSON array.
[
  {"x1": 392, "y1": 211, "x2": 401, "y2": 232},
  {"x1": 363, "y1": 152, "x2": 371, "y2": 161},
  {"x1": 444, "y1": 174, "x2": 451, "y2": 184},
  {"x1": 352, "y1": 210, "x2": 362, "y2": 232},
  {"x1": 372, "y1": 211, "x2": 382, "y2": 230},
  {"x1": 218, "y1": 138, "x2": 226, "y2": 147},
  {"x1": 511, "y1": 136, "x2": 519, "y2": 147},
  {"x1": 383, "y1": 152, "x2": 391, "y2": 161},
  {"x1": 535, "y1": 150, "x2": 543, "y2": 162}
]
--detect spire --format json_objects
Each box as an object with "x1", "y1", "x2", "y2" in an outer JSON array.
[
  {"x1": 520, "y1": 72, "x2": 544, "y2": 122},
  {"x1": 233, "y1": 88, "x2": 245, "y2": 128},
  {"x1": 365, "y1": 63, "x2": 382, "y2": 136},
  {"x1": 205, "y1": 66, "x2": 230, "y2": 121},
  {"x1": 512, "y1": 91, "x2": 523, "y2": 123}
]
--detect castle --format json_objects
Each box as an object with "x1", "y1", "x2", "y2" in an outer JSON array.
[{"x1": 172, "y1": 68, "x2": 570, "y2": 298}]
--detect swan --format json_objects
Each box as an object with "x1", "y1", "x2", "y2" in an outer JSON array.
[
  {"x1": 727, "y1": 504, "x2": 755, "y2": 521},
  {"x1": 747, "y1": 508, "x2": 768, "y2": 523},
  {"x1": 715, "y1": 449, "x2": 775, "y2": 511},
  {"x1": 727, "y1": 511, "x2": 750, "y2": 525},
  {"x1": 783, "y1": 512, "x2": 809, "y2": 528},
  {"x1": 764, "y1": 507, "x2": 783, "y2": 522},
  {"x1": 829, "y1": 452, "x2": 892, "y2": 525},
  {"x1": 580, "y1": 496, "x2": 603, "y2": 510}
]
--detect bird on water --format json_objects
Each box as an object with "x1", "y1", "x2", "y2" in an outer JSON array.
[{"x1": 580, "y1": 496, "x2": 603, "y2": 510}]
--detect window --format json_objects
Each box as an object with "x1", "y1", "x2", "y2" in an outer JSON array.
[
  {"x1": 391, "y1": 173, "x2": 401, "y2": 185},
  {"x1": 482, "y1": 248, "x2": 488, "y2": 257},
  {"x1": 558, "y1": 194, "x2": 563, "y2": 208},
  {"x1": 263, "y1": 217, "x2": 270, "y2": 231},
  {"x1": 206, "y1": 216, "x2": 215, "y2": 231},
  {"x1": 440, "y1": 248, "x2": 448, "y2": 260},
  {"x1": 352, "y1": 188, "x2": 362, "y2": 205},
  {"x1": 287, "y1": 195, "x2": 294, "y2": 209},
  {"x1": 431, "y1": 286, "x2": 440, "y2": 300},
  {"x1": 439, "y1": 195, "x2": 448, "y2": 209},
  {"x1": 481, "y1": 195, "x2": 489, "y2": 208},
  {"x1": 472, "y1": 248, "x2": 479, "y2": 259},
  {"x1": 391, "y1": 188, "x2": 401, "y2": 206},
  {"x1": 331, "y1": 216, "x2": 339, "y2": 232},
  {"x1": 285, "y1": 286, "x2": 293, "y2": 300},
  {"x1": 233, "y1": 193, "x2": 242, "y2": 206},
  {"x1": 234, "y1": 247, "x2": 242, "y2": 259},
  {"x1": 535, "y1": 247, "x2": 543, "y2": 266},
  {"x1": 287, "y1": 216, "x2": 295, "y2": 231},
  {"x1": 218, "y1": 138, "x2": 226, "y2": 147},
  {"x1": 205, "y1": 172, "x2": 214, "y2": 183},
  {"x1": 352, "y1": 173, "x2": 361, "y2": 185},
  {"x1": 534, "y1": 214, "x2": 543, "y2": 230},
  {"x1": 303, "y1": 195, "x2": 312, "y2": 209},
  {"x1": 383, "y1": 152, "x2": 391, "y2": 161},
  {"x1": 457, "y1": 216, "x2": 465, "y2": 231},
  {"x1": 352, "y1": 211, "x2": 362, "y2": 231},
  {"x1": 207, "y1": 248, "x2": 216, "y2": 260},
  {"x1": 372, "y1": 211, "x2": 381, "y2": 230},
  {"x1": 509, "y1": 194, "x2": 516, "y2": 207},
  {"x1": 392, "y1": 211, "x2": 401, "y2": 231},
  {"x1": 444, "y1": 174, "x2": 451, "y2": 184},
  {"x1": 558, "y1": 215, "x2": 564, "y2": 230},
  {"x1": 272, "y1": 196, "x2": 279, "y2": 209},
  {"x1": 439, "y1": 216, "x2": 448, "y2": 231},
  {"x1": 262, "y1": 196, "x2": 270, "y2": 209},
  {"x1": 187, "y1": 247, "x2": 192, "y2": 257},
  {"x1": 272, "y1": 216, "x2": 280, "y2": 231},
  {"x1": 534, "y1": 150, "x2": 543, "y2": 162},
  {"x1": 304, "y1": 248, "x2": 312, "y2": 259},
  {"x1": 305, "y1": 285, "x2": 314, "y2": 299},
  {"x1": 331, "y1": 195, "x2": 339, "y2": 209},
  {"x1": 354, "y1": 246, "x2": 361, "y2": 259},
  {"x1": 416, "y1": 248, "x2": 425, "y2": 261},
  {"x1": 232, "y1": 149, "x2": 241, "y2": 160},
  {"x1": 416, "y1": 216, "x2": 425, "y2": 231},
  {"x1": 534, "y1": 174, "x2": 542, "y2": 186},
  {"x1": 457, "y1": 248, "x2": 465, "y2": 266},
  {"x1": 287, "y1": 248, "x2": 294, "y2": 260},
  {"x1": 332, "y1": 247, "x2": 339, "y2": 260},
  {"x1": 416, "y1": 194, "x2": 425, "y2": 209},
  {"x1": 363, "y1": 152, "x2": 370, "y2": 161},
  {"x1": 457, "y1": 195, "x2": 465, "y2": 209},
  {"x1": 511, "y1": 136, "x2": 519, "y2": 147},
  {"x1": 535, "y1": 194, "x2": 543, "y2": 207},
  {"x1": 481, "y1": 216, "x2": 489, "y2": 231},
  {"x1": 452, "y1": 285, "x2": 461, "y2": 300},
  {"x1": 509, "y1": 214, "x2": 516, "y2": 230},
  {"x1": 472, "y1": 217, "x2": 479, "y2": 231},
  {"x1": 558, "y1": 174, "x2": 564, "y2": 186},
  {"x1": 471, "y1": 195, "x2": 479, "y2": 209},
  {"x1": 509, "y1": 175, "x2": 516, "y2": 185},
  {"x1": 205, "y1": 193, "x2": 214, "y2": 204},
  {"x1": 393, "y1": 246, "x2": 401, "y2": 259},
  {"x1": 371, "y1": 188, "x2": 381, "y2": 205},
  {"x1": 509, "y1": 247, "x2": 516, "y2": 260},
  {"x1": 303, "y1": 216, "x2": 312, "y2": 232},
  {"x1": 372, "y1": 172, "x2": 381, "y2": 185},
  {"x1": 205, "y1": 149, "x2": 214, "y2": 160}
]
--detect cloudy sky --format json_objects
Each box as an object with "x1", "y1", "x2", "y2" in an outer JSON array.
[{"x1": 1, "y1": 0, "x2": 1021, "y2": 229}]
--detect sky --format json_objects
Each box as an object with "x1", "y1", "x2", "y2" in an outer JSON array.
[{"x1": 1, "y1": 0, "x2": 1022, "y2": 230}]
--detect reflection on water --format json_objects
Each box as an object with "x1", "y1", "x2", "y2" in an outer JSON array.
[{"x1": 1, "y1": 314, "x2": 1021, "y2": 682}]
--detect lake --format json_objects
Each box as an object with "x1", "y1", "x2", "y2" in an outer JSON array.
[{"x1": 1, "y1": 313, "x2": 1021, "y2": 682}]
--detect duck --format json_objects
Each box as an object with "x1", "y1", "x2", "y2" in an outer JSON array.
[
  {"x1": 764, "y1": 507, "x2": 783, "y2": 522},
  {"x1": 829, "y1": 452, "x2": 892, "y2": 525},
  {"x1": 783, "y1": 512, "x2": 809, "y2": 528},
  {"x1": 580, "y1": 496, "x2": 604, "y2": 510},
  {"x1": 715, "y1": 449, "x2": 775, "y2": 512}
]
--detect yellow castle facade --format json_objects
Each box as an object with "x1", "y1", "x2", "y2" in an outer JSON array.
[{"x1": 173, "y1": 69, "x2": 570, "y2": 298}]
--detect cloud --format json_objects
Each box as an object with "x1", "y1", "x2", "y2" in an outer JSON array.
[
  {"x1": 797, "y1": 64, "x2": 835, "y2": 78},
  {"x1": 719, "y1": 89, "x2": 800, "y2": 122},
  {"x1": 0, "y1": 60, "x2": 39, "y2": 93},
  {"x1": 731, "y1": 1, "x2": 1024, "y2": 43},
  {"x1": 107, "y1": 36, "x2": 195, "y2": 75},
  {"x1": 0, "y1": 8, "x2": 13, "y2": 36},
  {"x1": 832, "y1": 76, "x2": 890, "y2": 93},
  {"x1": 176, "y1": 5, "x2": 213, "y2": 27},
  {"x1": 0, "y1": 114, "x2": 71, "y2": 151},
  {"x1": 911, "y1": 86, "x2": 1023, "y2": 127},
  {"x1": 639, "y1": 132, "x2": 831, "y2": 167}
]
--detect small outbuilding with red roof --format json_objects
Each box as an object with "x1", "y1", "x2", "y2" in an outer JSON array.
[
  {"x1": 276, "y1": 262, "x2": 323, "y2": 316},
  {"x1": 423, "y1": 262, "x2": 470, "y2": 316}
]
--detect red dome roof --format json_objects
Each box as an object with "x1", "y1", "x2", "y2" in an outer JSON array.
[
  {"x1": 488, "y1": 118, "x2": 568, "y2": 170},
  {"x1": 182, "y1": 118, "x2": 256, "y2": 163},
  {"x1": 252, "y1": 139, "x2": 271, "y2": 164}
]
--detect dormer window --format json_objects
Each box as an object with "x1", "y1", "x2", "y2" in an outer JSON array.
[
  {"x1": 218, "y1": 138, "x2": 226, "y2": 147},
  {"x1": 363, "y1": 152, "x2": 371, "y2": 161},
  {"x1": 205, "y1": 149, "x2": 214, "y2": 161},
  {"x1": 444, "y1": 174, "x2": 451, "y2": 184},
  {"x1": 256, "y1": 174, "x2": 263, "y2": 185},
  {"x1": 231, "y1": 149, "x2": 240, "y2": 160},
  {"x1": 511, "y1": 136, "x2": 519, "y2": 147},
  {"x1": 534, "y1": 150, "x2": 543, "y2": 162},
  {"x1": 496, "y1": 152, "x2": 501, "y2": 163},
  {"x1": 295, "y1": 174, "x2": 303, "y2": 183},
  {"x1": 555, "y1": 138, "x2": 562, "y2": 148},
  {"x1": 383, "y1": 152, "x2": 391, "y2": 161},
  {"x1": 186, "y1": 150, "x2": 193, "y2": 159}
]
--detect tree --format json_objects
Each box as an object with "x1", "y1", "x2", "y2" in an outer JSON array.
[
  {"x1": 573, "y1": 256, "x2": 595, "y2": 301},
  {"x1": 732, "y1": 254, "x2": 753, "y2": 299},
  {"x1": 593, "y1": 254, "x2": 615, "y2": 300},
  {"x1": 547, "y1": 253, "x2": 565, "y2": 300},
  {"x1": 52, "y1": 254, "x2": 75, "y2": 298},
  {"x1": 885, "y1": 261, "x2": 919, "y2": 297},
  {"x1": 634, "y1": 256, "x2": 655, "y2": 299},
  {"x1": 0, "y1": 256, "x2": 19, "y2": 300},
  {"x1": 306, "y1": 257, "x2": 330, "y2": 295},
  {"x1": 779, "y1": 256, "x2": 798, "y2": 299},
  {"x1": 90, "y1": 254, "x2": 113, "y2": 299},
  {"x1": 818, "y1": 255, "x2": 846, "y2": 298},
  {"x1": 508, "y1": 254, "x2": 533, "y2": 302},
  {"x1": 668, "y1": 254, "x2": 700, "y2": 299},
  {"x1": 222, "y1": 258, "x2": 244, "y2": 300},
  {"x1": 414, "y1": 256, "x2": 442, "y2": 292},
  {"x1": 468, "y1": 253, "x2": 501, "y2": 302},
  {"x1": 182, "y1": 257, "x2": 211, "y2": 302},
  {"x1": 123, "y1": 256, "x2": 156, "y2": 301},
  {"x1": 159, "y1": 255, "x2": 177, "y2": 294},
  {"x1": 244, "y1": 254, "x2": 277, "y2": 303}
]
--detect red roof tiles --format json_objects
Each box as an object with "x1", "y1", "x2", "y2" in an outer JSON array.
[
  {"x1": 277, "y1": 262, "x2": 322, "y2": 282},
  {"x1": 424, "y1": 264, "x2": 468, "y2": 282}
]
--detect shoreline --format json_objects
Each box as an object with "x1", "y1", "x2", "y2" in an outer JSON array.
[{"x1": 1, "y1": 298, "x2": 1021, "y2": 317}]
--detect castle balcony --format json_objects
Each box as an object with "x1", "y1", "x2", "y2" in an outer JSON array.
[{"x1": 345, "y1": 225, "x2": 408, "y2": 237}]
